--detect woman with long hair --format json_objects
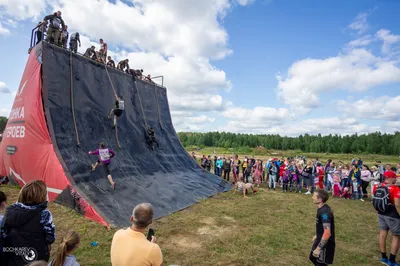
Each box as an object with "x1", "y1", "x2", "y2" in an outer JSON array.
[{"x1": 49, "y1": 231, "x2": 80, "y2": 266}]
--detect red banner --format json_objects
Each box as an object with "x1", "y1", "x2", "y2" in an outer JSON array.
[{"x1": 0, "y1": 46, "x2": 108, "y2": 228}]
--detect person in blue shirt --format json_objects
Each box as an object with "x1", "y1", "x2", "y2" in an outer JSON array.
[{"x1": 215, "y1": 157, "x2": 223, "y2": 177}]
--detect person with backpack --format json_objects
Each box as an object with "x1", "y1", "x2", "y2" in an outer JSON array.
[
  {"x1": 2, "y1": 181, "x2": 56, "y2": 265},
  {"x1": 372, "y1": 167, "x2": 400, "y2": 266}
]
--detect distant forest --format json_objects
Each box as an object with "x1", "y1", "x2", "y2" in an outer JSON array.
[
  {"x1": 0, "y1": 117, "x2": 7, "y2": 133},
  {"x1": 178, "y1": 132, "x2": 400, "y2": 155}
]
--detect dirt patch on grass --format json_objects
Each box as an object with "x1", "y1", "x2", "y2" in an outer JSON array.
[
  {"x1": 197, "y1": 225, "x2": 235, "y2": 238},
  {"x1": 223, "y1": 216, "x2": 236, "y2": 222},
  {"x1": 200, "y1": 217, "x2": 216, "y2": 225},
  {"x1": 169, "y1": 236, "x2": 203, "y2": 250}
]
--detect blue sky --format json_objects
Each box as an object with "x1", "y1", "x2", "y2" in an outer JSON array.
[{"x1": 0, "y1": 0, "x2": 399, "y2": 136}]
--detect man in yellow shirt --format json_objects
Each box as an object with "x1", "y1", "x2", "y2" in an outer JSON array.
[{"x1": 111, "y1": 203, "x2": 163, "y2": 266}]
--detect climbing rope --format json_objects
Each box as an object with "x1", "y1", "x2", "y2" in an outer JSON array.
[
  {"x1": 153, "y1": 84, "x2": 163, "y2": 130},
  {"x1": 134, "y1": 79, "x2": 149, "y2": 129},
  {"x1": 104, "y1": 63, "x2": 118, "y2": 99},
  {"x1": 104, "y1": 64, "x2": 121, "y2": 148},
  {"x1": 69, "y1": 50, "x2": 81, "y2": 146}
]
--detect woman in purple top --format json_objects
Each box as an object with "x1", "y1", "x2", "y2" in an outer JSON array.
[{"x1": 89, "y1": 142, "x2": 116, "y2": 190}]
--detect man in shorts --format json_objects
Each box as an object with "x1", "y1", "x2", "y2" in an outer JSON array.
[
  {"x1": 233, "y1": 181, "x2": 258, "y2": 198},
  {"x1": 310, "y1": 189, "x2": 335, "y2": 266},
  {"x1": 372, "y1": 167, "x2": 400, "y2": 266},
  {"x1": 89, "y1": 142, "x2": 116, "y2": 190},
  {"x1": 108, "y1": 96, "x2": 124, "y2": 129}
]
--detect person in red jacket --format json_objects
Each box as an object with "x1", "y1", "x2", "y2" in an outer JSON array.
[{"x1": 279, "y1": 162, "x2": 286, "y2": 187}]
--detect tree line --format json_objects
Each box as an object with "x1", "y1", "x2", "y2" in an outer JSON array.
[
  {"x1": 178, "y1": 131, "x2": 400, "y2": 156},
  {"x1": 0, "y1": 117, "x2": 7, "y2": 133}
]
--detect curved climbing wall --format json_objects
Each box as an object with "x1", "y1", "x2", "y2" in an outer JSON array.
[{"x1": 41, "y1": 42, "x2": 232, "y2": 227}]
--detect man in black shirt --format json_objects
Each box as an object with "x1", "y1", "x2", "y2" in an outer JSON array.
[
  {"x1": 310, "y1": 189, "x2": 335, "y2": 266},
  {"x1": 107, "y1": 56, "x2": 115, "y2": 68},
  {"x1": 107, "y1": 96, "x2": 124, "y2": 129},
  {"x1": 146, "y1": 127, "x2": 160, "y2": 150}
]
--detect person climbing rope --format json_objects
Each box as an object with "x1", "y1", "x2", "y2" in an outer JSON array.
[
  {"x1": 107, "y1": 96, "x2": 124, "y2": 129},
  {"x1": 146, "y1": 127, "x2": 160, "y2": 150},
  {"x1": 89, "y1": 142, "x2": 116, "y2": 190}
]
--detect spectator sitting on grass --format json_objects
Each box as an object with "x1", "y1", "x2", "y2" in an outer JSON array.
[
  {"x1": 111, "y1": 203, "x2": 163, "y2": 266},
  {"x1": 48, "y1": 230, "x2": 80, "y2": 266},
  {"x1": 233, "y1": 179, "x2": 258, "y2": 198},
  {"x1": 2, "y1": 180, "x2": 56, "y2": 265}
]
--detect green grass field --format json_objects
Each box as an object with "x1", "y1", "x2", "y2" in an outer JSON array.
[
  {"x1": 1, "y1": 148, "x2": 397, "y2": 265},
  {"x1": 0, "y1": 184, "x2": 389, "y2": 266}
]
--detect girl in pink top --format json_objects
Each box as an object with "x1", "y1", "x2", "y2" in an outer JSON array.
[
  {"x1": 332, "y1": 173, "x2": 342, "y2": 197},
  {"x1": 253, "y1": 160, "x2": 263, "y2": 186}
]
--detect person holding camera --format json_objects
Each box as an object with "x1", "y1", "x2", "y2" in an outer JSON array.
[{"x1": 110, "y1": 203, "x2": 163, "y2": 266}]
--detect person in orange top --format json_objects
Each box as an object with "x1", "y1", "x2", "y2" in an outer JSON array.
[{"x1": 110, "y1": 203, "x2": 163, "y2": 266}]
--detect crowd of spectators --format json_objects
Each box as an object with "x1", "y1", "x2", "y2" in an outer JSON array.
[
  {"x1": 195, "y1": 153, "x2": 400, "y2": 200},
  {"x1": 36, "y1": 11, "x2": 156, "y2": 85}
]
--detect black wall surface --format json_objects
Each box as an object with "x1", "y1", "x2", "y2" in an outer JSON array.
[{"x1": 41, "y1": 42, "x2": 231, "y2": 227}]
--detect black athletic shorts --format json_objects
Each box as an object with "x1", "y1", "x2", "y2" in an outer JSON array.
[
  {"x1": 310, "y1": 240, "x2": 335, "y2": 265},
  {"x1": 113, "y1": 109, "x2": 123, "y2": 117},
  {"x1": 102, "y1": 163, "x2": 111, "y2": 176}
]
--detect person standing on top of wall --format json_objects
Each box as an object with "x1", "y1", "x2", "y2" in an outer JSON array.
[
  {"x1": 60, "y1": 25, "x2": 69, "y2": 49},
  {"x1": 43, "y1": 11, "x2": 65, "y2": 46},
  {"x1": 69, "y1": 32, "x2": 81, "y2": 53},
  {"x1": 108, "y1": 96, "x2": 124, "y2": 129},
  {"x1": 99, "y1": 39, "x2": 107, "y2": 62}
]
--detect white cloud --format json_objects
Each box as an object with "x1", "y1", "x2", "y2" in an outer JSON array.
[
  {"x1": 222, "y1": 106, "x2": 291, "y2": 122},
  {"x1": 220, "y1": 116, "x2": 380, "y2": 136},
  {"x1": 49, "y1": 0, "x2": 233, "y2": 59},
  {"x1": 236, "y1": 0, "x2": 256, "y2": 6},
  {"x1": 348, "y1": 12, "x2": 369, "y2": 34},
  {"x1": 169, "y1": 93, "x2": 228, "y2": 112},
  {"x1": 338, "y1": 96, "x2": 400, "y2": 121},
  {"x1": 172, "y1": 111, "x2": 216, "y2": 132},
  {"x1": 386, "y1": 121, "x2": 400, "y2": 132},
  {"x1": 376, "y1": 29, "x2": 400, "y2": 55},
  {"x1": 0, "y1": 0, "x2": 47, "y2": 20},
  {"x1": 277, "y1": 48, "x2": 400, "y2": 113},
  {"x1": 0, "y1": 82, "x2": 10, "y2": 93},
  {"x1": 347, "y1": 35, "x2": 373, "y2": 47},
  {"x1": 0, "y1": 108, "x2": 10, "y2": 117},
  {"x1": 0, "y1": 22, "x2": 10, "y2": 35}
]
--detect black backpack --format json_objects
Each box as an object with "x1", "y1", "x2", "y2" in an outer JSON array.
[{"x1": 373, "y1": 185, "x2": 393, "y2": 213}]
